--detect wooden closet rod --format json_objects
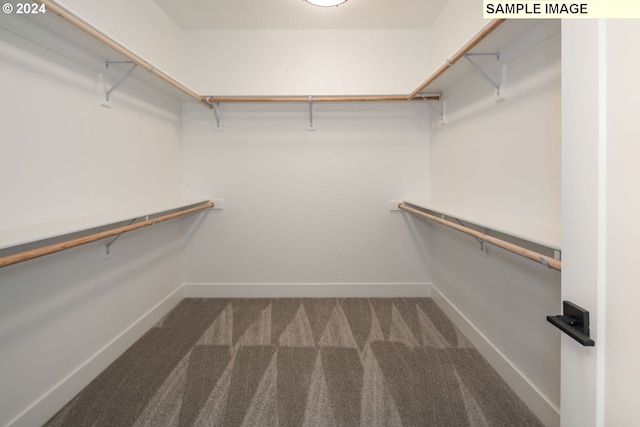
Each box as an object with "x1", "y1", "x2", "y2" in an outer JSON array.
[
  {"x1": 408, "y1": 19, "x2": 506, "y2": 99},
  {"x1": 37, "y1": 0, "x2": 500, "y2": 106},
  {"x1": 398, "y1": 203, "x2": 561, "y2": 271},
  {"x1": 206, "y1": 95, "x2": 440, "y2": 103},
  {"x1": 0, "y1": 202, "x2": 214, "y2": 269},
  {"x1": 38, "y1": 0, "x2": 213, "y2": 109}
]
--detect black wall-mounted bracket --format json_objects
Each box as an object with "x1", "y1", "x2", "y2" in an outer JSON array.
[{"x1": 547, "y1": 301, "x2": 595, "y2": 346}]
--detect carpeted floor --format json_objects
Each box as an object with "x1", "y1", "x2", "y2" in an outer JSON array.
[{"x1": 45, "y1": 298, "x2": 543, "y2": 427}]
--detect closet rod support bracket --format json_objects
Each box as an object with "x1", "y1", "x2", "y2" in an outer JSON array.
[
  {"x1": 207, "y1": 97, "x2": 223, "y2": 131},
  {"x1": 103, "y1": 217, "x2": 138, "y2": 256},
  {"x1": 104, "y1": 61, "x2": 137, "y2": 101},
  {"x1": 307, "y1": 96, "x2": 316, "y2": 131},
  {"x1": 420, "y1": 94, "x2": 447, "y2": 124},
  {"x1": 480, "y1": 237, "x2": 489, "y2": 257},
  {"x1": 464, "y1": 53, "x2": 507, "y2": 99}
]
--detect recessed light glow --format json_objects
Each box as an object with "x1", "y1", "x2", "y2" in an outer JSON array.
[{"x1": 304, "y1": 0, "x2": 348, "y2": 7}]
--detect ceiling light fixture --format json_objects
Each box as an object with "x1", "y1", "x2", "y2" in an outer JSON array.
[{"x1": 304, "y1": 0, "x2": 348, "y2": 7}]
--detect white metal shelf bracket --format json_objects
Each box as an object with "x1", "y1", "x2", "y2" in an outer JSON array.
[
  {"x1": 420, "y1": 94, "x2": 447, "y2": 124},
  {"x1": 451, "y1": 216, "x2": 488, "y2": 255},
  {"x1": 207, "y1": 97, "x2": 223, "y2": 131},
  {"x1": 480, "y1": 229, "x2": 489, "y2": 257},
  {"x1": 464, "y1": 53, "x2": 507, "y2": 99},
  {"x1": 104, "y1": 217, "x2": 138, "y2": 255},
  {"x1": 105, "y1": 61, "x2": 137, "y2": 101},
  {"x1": 307, "y1": 96, "x2": 316, "y2": 131}
]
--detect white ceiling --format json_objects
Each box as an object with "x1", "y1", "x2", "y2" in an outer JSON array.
[{"x1": 152, "y1": 0, "x2": 450, "y2": 30}]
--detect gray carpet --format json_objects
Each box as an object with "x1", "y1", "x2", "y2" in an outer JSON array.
[{"x1": 45, "y1": 298, "x2": 543, "y2": 427}]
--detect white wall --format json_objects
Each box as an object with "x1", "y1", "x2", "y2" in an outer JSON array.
[
  {"x1": 182, "y1": 29, "x2": 430, "y2": 95},
  {"x1": 426, "y1": 16, "x2": 562, "y2": 427},
  {"x1": 0, "y1": 13, "x2": 183, "y2": 226},
  {"x1": 181, "y1": 101, "x2": 431, "y2": 290},
  {"x1": 180, "y1": 26, "x2": 432, "y2": 290},
  {"x1": 0, "y1": 12, "x2": 185, "y2": 427},
  {"x1": 430, "y1": 20, "x2": 560, "y2": 221}
]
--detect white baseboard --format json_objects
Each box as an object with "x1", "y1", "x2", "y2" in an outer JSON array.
[
  {"x1": 9, "y1": 285, "x2": 185, "y2": 427},
  {"x1": 182, "y1": 282, "x2": 432, "y2": 298},
  {"x1": 430, "y1": 284, "x2": 560, "y2": 427}
]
